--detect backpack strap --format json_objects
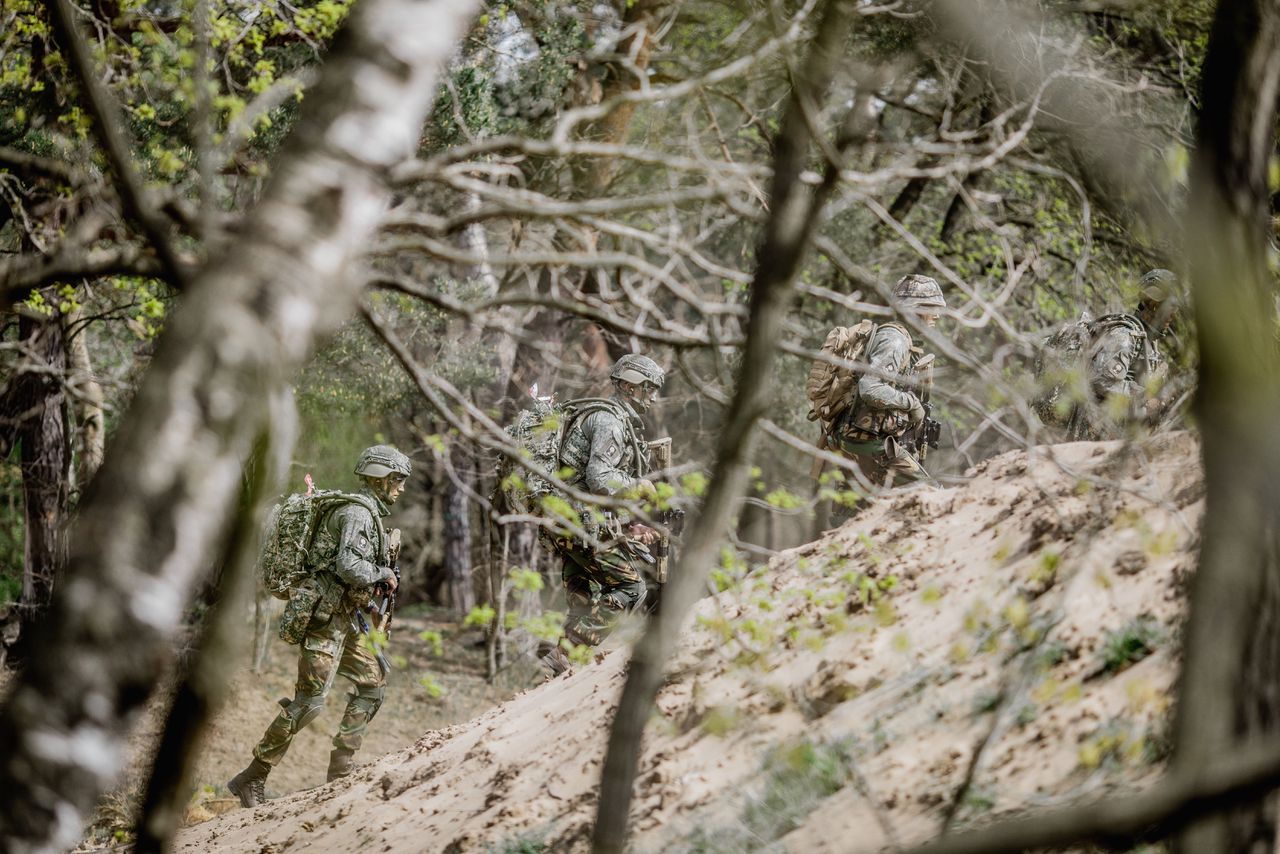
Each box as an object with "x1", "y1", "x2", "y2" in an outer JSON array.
[
  {"x1": 558, "y1": 398, "x2": 648, "y2": 479},
  {"x1": 309, "y1": 492, "x2": 385, "y2": 567}
]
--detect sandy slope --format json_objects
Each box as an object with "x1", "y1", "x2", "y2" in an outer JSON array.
[{"x1": 177, "y1": 433, "x2": 1202, "y2": 853}]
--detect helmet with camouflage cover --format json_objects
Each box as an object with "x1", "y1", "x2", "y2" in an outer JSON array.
[
  {"x1": 1136, "y1": 269, "x2": 1179, "y2": 334},
  {"x1": 892, "y1": 274, "x2": 947, "y2": 310},
  {"x1": 610, "y1": 354, "x2": 665, "y2": 389},
  {"x1": 354, "y1": 445, "x2": 412, "y2": 479}
]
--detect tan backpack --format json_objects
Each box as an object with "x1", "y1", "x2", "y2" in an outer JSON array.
[{"x1": 805, "y1": 319, "x2": 882, "y2": 432}]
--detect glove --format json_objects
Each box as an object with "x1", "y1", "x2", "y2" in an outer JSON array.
[{"x1": 906, "y1": 397, "x2": 926, "y2": 427}]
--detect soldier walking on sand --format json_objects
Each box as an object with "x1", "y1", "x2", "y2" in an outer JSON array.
[
  {"x1": 539, "y1": 355, "x2": 665, "y2": 677},
  {"x1": 1034, "y1": 268, "x2": 1182, "y2": 440},
  {"x1": 228, "y1": 445, "x2": 410, "y2": 807},
  {"x1": 828, "y1": 274, "x2": 945, "y2": 489}
]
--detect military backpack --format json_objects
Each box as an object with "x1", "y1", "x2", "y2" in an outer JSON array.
[
  {"x1": 1032, "y1": 313, "x2": 1152, "y2": 426},
  {"x1": 497, "y1": 397, "x2": 642, "y2": 518},
  {"x1": 258, "y1": 489, "x2": 382, "y2": 600},
  {"x1": 806, "y1": 320, "x2": 908, "y2": 433}
]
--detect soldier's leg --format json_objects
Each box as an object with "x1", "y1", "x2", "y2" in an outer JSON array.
[
  {"x1": 252, "y1": 626, "x2": 341, "y2": 767},
  {"x1": 561, "y1": 545, "x2": 607, "y2": 647},
  {"x1": 328, "y1": 627, "x2": 387, "y2": 780},
  {"x1": 595, "y1": 542, "x2": 646, "y2": 616},
  {"x1": 882, "y1": 437, "x2": 933, "y2": 487}
]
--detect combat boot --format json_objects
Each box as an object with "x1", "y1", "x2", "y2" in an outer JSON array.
[
  {"x1": 327, "y1": 747, "x2": 356, "y2": 782},
  {"x1": 227, "y1": 758, "x2": 270, "y2": 808}
]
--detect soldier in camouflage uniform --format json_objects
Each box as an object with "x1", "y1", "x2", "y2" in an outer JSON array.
[
  {"x1": 228, "y1": 445, "x2": 411, "y2": 808},
  {"x1": 1061, "y1": 269, "x2": 1180, "y2": 440},
  {"x1": 831, "y1": 274, "x2": 945, "y2": 489},
  {"x1": 541, "y1": 354, "x2": 664, "y2": 676}
]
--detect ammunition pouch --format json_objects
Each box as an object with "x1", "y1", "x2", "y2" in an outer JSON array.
[{"x1": 279, "y1": 577, "x2": 322, "y2": 645}]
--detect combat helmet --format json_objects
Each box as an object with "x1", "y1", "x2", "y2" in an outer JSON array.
[
  {"x1": 892, "y1": 274, "x2": 947, "y2": 310},
  {"x1": 354, "y1": 445, "x2": 412, "y2": 479},
  {"x1": 1137, "y1": 269, "x2": 1180, "y2": 333},
  {"x1": 610, "y1": 354, "x2": 665, "y2": 389}
]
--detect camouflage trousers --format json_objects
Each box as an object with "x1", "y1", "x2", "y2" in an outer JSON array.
[
  {"x1": 556, "y1": 537, "x2": 649, "y2": 647},
  {"x1": 252, "y1": 613, "x2": 386, "y2": 766},
  {"x1": 834, "y1": 434, "x2": 931, "y2": 491}
]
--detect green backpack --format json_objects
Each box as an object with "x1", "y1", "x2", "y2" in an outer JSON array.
[
  {"x1": 496, "y1": 397, "x2": 639, "y2": 517},
  {"x1": 258, "y1": 489, "x2": 382, "y2": 600}
]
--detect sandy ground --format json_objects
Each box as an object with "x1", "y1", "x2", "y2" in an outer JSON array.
[
  {"x1": 166, "y1": 433, "x2": 1202, "y2": 853},
  {"x1": 74, "y1": 608, "x2": 537, "y2": 848}
]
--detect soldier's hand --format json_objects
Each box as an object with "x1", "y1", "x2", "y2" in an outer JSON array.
[
  {"x1": 382, "y1": 570, "x2": 399, "y2": 593},
  {"x1": 906, "y1": 398, "x2": 926, "y2": 426},
  {"x1": 627, "y1": 522, "x2": 660, "y2": 546},
  {"x1": 634, "y1": 479, "x2": 658, "y2": 500}
]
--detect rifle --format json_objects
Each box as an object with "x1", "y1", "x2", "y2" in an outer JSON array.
[
  {"x1": 906, "y1": 354, "x2": 943, "y2": 462},
  {"x1": 353, "y1": 609, "x2": 392, "y2": 674},
  {"x1": 645, "y1": 438, "x2": 684, "y2": 584},
  {"x1": 375, "y1": 528, "x2": 401, "y2": 638}
]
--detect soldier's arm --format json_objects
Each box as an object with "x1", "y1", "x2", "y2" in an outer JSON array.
[
  {"x1": 584, "y1": 413, "x2": 638, "y2": 495},
  {"x1": 1089, "y1": 329, "x2": 1143, "y2": 401},
  {"x1": 856, "y1": 326, "x2": 919, "y2": 411},
  {"x1": 330, "y1": 504, "x2": 391, "y2": 588}
]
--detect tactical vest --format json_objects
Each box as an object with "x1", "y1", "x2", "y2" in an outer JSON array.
[{"x1": 840, "y1": 323, "x2": 924, "y2": 440}]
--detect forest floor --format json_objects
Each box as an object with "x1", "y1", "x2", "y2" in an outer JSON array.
[
  {"x1": 152, "y1": 432, "x2": 1195, "y2": 852},
  {"x1": 66, "y1": 606, "x2": 539, "y2": 849}
]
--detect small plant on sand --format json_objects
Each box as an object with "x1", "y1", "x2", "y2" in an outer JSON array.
[
  {"x1": 488, "y1": 832, "x2": 546, "y2": 853},
  {"x1": 1100, "y1": 616, "x2": 1163, "y2": 674},
  {"x1": 673, "y1": 739, "x2": 856, "y2": 853}
]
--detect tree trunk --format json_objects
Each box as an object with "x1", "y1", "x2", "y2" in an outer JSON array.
[
  {"x1": 592, "y1": 3, "x2": 867, "y2": 850},
  {"x1": 15, "y1": 312, "x2": 69, "y2": 618},
  {"x1": 1173, "y1": 1, "x2": 1280, "y2": 852},
  {"x1": 443, "y1": 441, "x2": 477, "y2": 616},
  {"x1": 64, "y1": 308, "x2": 105, "y2": 489},
  {"x1": 134, "y1": 391, "x2": 295, "y2": 853},
  {"x1": 0, "y1": 2, "x2": 478, "y2": 849}
]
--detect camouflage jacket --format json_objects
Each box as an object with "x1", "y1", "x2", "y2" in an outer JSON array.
[
  {"x1": 1086, "y1": 314, "x2": 1166, "y2": 403},
  {"x1": 844, "y1": 323, "x2": 923, "y2": 438},
  {"x1": 307, "y1": 488, "x2": 392, "y2": 620},
  {"x1": 560, "y1": 395, "x2": 650, "y2": 496}
]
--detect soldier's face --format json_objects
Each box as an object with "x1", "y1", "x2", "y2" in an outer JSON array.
[
  {"x1": 916, "y1": 310, "x2": 940, "y2": 328},
  {"x1": 382, "y1": 475, "x2": 407, "y2": 505},
  {"x1": 623, "y1": 380, "x2": 660, "y2": 413}
]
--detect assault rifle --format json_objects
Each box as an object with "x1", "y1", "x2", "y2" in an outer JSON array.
[
  {"x1": 646, "y1": 438, "x2": 685, "y2": 584},
  {"x1": 375, "y1": 528, "x2": 401, "y2": 637},
  {"x1": 905, "y1": 354, "x2": 942, "y2": 462},
  {"x1": 354, "y1": 609, "x2": 392, "y2": 674},
  {"x1": 357, "y1": 527, "x2": 400, "y2": 675}
]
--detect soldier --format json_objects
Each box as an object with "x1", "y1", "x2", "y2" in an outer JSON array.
[
  {"x1": 541, "y1": 354, "x2": 664, "y2": 676},
  {"x1": 1039, "y1": 268, "x2": 1180, "y2": 440},
  {"x1": 830, "y1": 274, "x2": 945, "y2": 489},
  {"x1": 228, "y1": 445, "x2": 411, "y2": 808}
]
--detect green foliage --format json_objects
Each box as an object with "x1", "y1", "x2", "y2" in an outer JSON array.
[
  {"x1": 417, "y1": 629, "x2": 445, "y2": 657},
  {"x1": 417, "y1": 674, "x2": 446, "y2": 699},
  {"x1": 487, "y1": 832, "x2": 547, "y2": 854},
  {"x1": 1101, "y1": 617, "x2": 1164, "y2": 674},
  {"x1": 675, "y1": 739, "x2": 856, "y2": 852},
  {"x1": 464, "y1": 604, "x2": 497, "y2": 628}
]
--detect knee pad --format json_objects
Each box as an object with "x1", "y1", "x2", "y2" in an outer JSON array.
[
  {"x1": 352, "y1": 684, "x2": 385, "y2": 722},
  {"x1": 287, "y1": 694, "x2": 326, "y2": 731},
  {"x1": 602, "y1": 579, "x2": 645, "y2": 613}
]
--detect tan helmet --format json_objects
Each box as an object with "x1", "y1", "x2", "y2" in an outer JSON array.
[
  {"x1": 891, "y1": 274, "x2": 947, "y2": 310},
  {"x1": 1137, "y1": 269, "x2": 1180, "y2": 331},
  {"x1": 609, "y1": 354, "x2": 665, "y2": 388},
  {"x1": 354, "y1": 445, "x2": 412, "y2": 479}
]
